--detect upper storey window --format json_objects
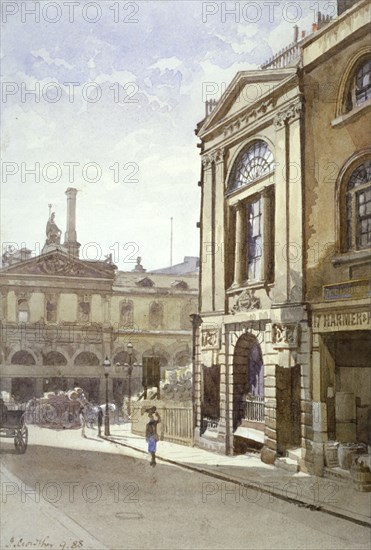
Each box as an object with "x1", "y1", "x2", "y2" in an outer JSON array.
[
  {"x1": 346, "y1": 159, "x2": 371, "y2": 250},
  {"x1": 229, "y1": 140, "x2": 274, "y2": 193},
  {"x1": 345, "y1": 58, "x2": 371, "y2": 112}
]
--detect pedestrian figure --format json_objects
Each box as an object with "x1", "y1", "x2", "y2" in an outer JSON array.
[
  {"x1": 97, "y1": 406, "x2": 103, "y2": 437},
  {"x1": 145, "y1": 406, "x2": 161, "y2": 466},
  {"x1": 79, "y1": 406, "x2": 86, "y2": 438}
]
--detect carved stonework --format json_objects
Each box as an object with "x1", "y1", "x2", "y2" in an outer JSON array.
[
  {"x1": 77, "y1": 293, "x2": 91, "y2": 323},
  {"x1": 45, "y1": 293, "x2": 58, "y2": 323},
  {"x1": 201, "y1": 328, "x2": 220, "y2": 350},
  {"x1": 202, "y1": 147, "x2": 225, "y2": 167},
  {"x1": 230, "y1": 289, "x2": 260, "y2": 314},
  {"x1": 120, "y1": 299, "x2": 134, "y2": 327},
  {"x1": 274, "y1": 98, "x2": 304, "y2": 129},
  {"x1": 272, "y1": 323, "x2": 300, "y2": 348},
  {"x1": 15, "y1": 290, "x2": 31, "y2": 301},
  {"x1": 36, "y1": 255, "x2": 85, "y2": 276},
  {"x1": 223, "y1": 98, "x2": 274, "y2": 138}
]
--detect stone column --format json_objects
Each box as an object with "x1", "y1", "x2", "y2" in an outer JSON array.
[
  {"x1": 272, "y1": 98, "x2": 304, "y2": 304},
  {"x1": 214, "y1": 148, "x2": 226, "y2": 311},
  {"x1": 261, "y1": 187, "x2": 272, "y2": 282},
  {"x1": 288, "y1": 104, "x2": 304, "y2": 303},
  {"x1": 311, "y1": 332, "x2": 327, "y2": 475},
  {"x1": 64, "y1": 187, "x2": 80, "y2": 258},
  {"x1": 200, "y1": 155, "x2": 214, "y2": 312}
]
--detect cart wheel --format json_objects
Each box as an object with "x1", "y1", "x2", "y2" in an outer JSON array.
[{"x1": 14, "y1": 418, "x2": 28, "y2": 454}]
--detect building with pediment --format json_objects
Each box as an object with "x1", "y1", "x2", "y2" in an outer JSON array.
[
  {"x1": 0, "y1": 188, "x2": 198, "y2": 406},
  {"x1": 194, "y1": 0, "x2": 370, "y2": 475}
]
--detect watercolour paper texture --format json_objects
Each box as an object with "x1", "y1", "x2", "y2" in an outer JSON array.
[{"x1": 0, "y1": 1, "x2": 370, "y2": 549}]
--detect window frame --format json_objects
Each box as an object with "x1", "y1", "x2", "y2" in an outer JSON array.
[
  {"x1": 226, "y1": 140, "x2": 275, "y2": 291},
  {"x1": 345, "y1": 58, "x2": 371, "y2": 113},
  {"x1": 336, "y1": 152, "x2": 371, "y2": 257}
]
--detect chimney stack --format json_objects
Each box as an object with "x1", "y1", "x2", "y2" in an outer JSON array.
[
  {"x1": 337, "y1": 0, "x2": 354, "y2": 16},
  {"x1": 293, "y1": 25, "x2": 299, "y2": 43},
  {"x1": 64, "y1": 187, "x2": 80, "y2": 258}
]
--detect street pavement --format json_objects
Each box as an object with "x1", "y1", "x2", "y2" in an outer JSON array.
[
  {"x1": 107, "y1": 423, "x2": 371, "y2": 528},
  {"x1": 0, "y1": 423, "x2": 370, "y2": 550}
]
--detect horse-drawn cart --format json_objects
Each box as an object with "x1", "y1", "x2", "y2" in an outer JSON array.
[{"x1": 0, "y1": 409, "x2": 28, "y2": 454}]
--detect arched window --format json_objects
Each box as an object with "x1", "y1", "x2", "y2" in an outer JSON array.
[
  {"x1": 346, "y1": 159, "x2": 371, "y2": 250},
  {"x1": 227, "y1": 140, "x2": 275, "y2": 288},
  {"x1": 229, "y1": 140, "x2": 274, "y2": 193},
  {"x1": 345, "y1": 58, "x2": 371, "y2": 112}
]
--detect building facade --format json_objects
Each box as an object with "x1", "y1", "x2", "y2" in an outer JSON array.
[
  {"x1": 0, "y1": 189, "x2": 198, "y2": 406},
  {"x1": 193, "y1": 0, "x2": 370, "y2": 474}
]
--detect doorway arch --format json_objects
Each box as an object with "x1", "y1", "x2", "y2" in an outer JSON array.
[{"x1": 233, "y1": 334, "x2": 264, "y2": 431}]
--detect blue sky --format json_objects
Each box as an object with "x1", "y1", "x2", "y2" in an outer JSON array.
[{"x1": 1, "y1": 0, "x2": 334, "y2": 270}]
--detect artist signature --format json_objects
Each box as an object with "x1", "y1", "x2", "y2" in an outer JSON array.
[{"x1": 5, "y1": 536, "x2": 84, "y2": 549}]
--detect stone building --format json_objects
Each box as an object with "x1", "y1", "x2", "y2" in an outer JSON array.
[
  {"x1": 193, "y1": 0, "x2": 370, "y2": 474},
  {"x1": 0, "y1": 189, "x2": 198, "y2": 405}
]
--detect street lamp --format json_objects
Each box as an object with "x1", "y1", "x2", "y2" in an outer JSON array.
[
  {"x1": 102, "y1": 356, "x2": 111, "y2": 436},
  {"x1": 126, "y1": 342, "x2": 133, "y2": 418}
]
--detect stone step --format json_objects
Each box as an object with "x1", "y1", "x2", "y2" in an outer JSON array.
[
  {"x1": 274, "y1": 457, "x2": 299, "y2": 473},
  {"x1": 287, "y1": 447, "x2": 302, "y2": 462},
  {"x1": 323, "y1": 467, "x2": 350, "y2": 482}
]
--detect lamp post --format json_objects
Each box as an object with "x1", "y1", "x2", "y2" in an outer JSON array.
[
  {"x1": 102, "y1": 356, "x2": 111, "y2": 436},
  {"x1": 126, "y1": 342, "x2": 133, "y2": 418}
]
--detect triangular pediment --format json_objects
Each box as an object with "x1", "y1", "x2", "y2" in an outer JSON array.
[
  {"x1": 136, "y1": 276, "x2": 155, "y2": 287},
  {"x1": 197, "y1": 68, "x2": 296, "y2": 137},
  {"x1": 0, "y1": 250, "x2": 116, "y2": 279},
  {"x1": 171, "y1": 280, "x2": 188, "y2": 290}
]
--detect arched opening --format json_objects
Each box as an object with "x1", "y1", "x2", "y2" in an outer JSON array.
[
  {"x1": 43, "y1": 351, "x2": 67, "y2": 366},
  {"x1": 10, "y1": 351, "x2": 37, "y2": 402},
  {"x1": 11, "y1": 351, "x2": 36, "y2": 365},
  {"x1": 74, "y1": 352, "x2": 100, "y2": 366},
  {"x1": 112, "y1": 350, "x2": 140, "y2": 404},
  {"x1": 233, "y1": 334, "x2": 264, "y2": 432}
]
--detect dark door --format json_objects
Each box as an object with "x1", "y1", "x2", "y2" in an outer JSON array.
[{"x1": 276, "y1": 364, "x2": 301, "y2": 455}]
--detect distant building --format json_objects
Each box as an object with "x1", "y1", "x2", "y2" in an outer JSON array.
[
  {"x1": 0, "y1": 189, "x2": 198, "y2": 405},
  {"x1": 150, "y1": 256, "x2": 199, "y2": 276},
  {"x1": 194, "y1": 0, "x2": 370, "y2": 475}
]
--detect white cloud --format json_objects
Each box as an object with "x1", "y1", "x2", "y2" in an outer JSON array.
[
  {"x1": 31, "y1": 48, "x2": 74, "y2": 70},
  {"x1": 150, "y1": 57, "x2": 183, "y2": 72}
]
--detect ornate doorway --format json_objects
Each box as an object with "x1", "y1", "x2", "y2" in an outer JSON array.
[{"x1": 233, "y1": 334, "x2": 264, "y2": 432}]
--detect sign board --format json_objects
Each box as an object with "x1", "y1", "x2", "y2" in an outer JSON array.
[{"x1": 323, "y1": 279, "x2": 370, "y2": 302}]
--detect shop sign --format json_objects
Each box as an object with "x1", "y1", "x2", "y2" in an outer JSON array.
[
  {"x1": 313, "y1": 310, "x2": 371, "y2": 332},
  {"x1": 323, "y1": 279, "x2": 370, "y2": 302}
]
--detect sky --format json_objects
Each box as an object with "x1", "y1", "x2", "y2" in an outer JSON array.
[{"x1": 0, "y1": 0, "x2": 335, "y2": 271}]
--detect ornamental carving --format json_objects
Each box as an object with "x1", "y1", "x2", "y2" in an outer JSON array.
[
  {"x1": 272, "y1": 323, "x2": 300, "y2": 348},
  {"x1": 201, "y1": 328, "x2": 220, "y2": 350},
  {"x1": 230, "y1": 289, "x2": 260, "y2": 314},
  {"x1": 36, "y1": 255, "x2": 85, "y2": 276},
  {"x1": 202, "y1": 147, "x2": 225, "y2": 167},
  {"x1": 15, "y1": 290, "x2": 31, "y2": 300},
  {"x1": 274, "y1": 99, "x2": 304, "y2": 129},
  {"x1": 223, "y1": 98, "x2": 274, "y2": 138}
]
